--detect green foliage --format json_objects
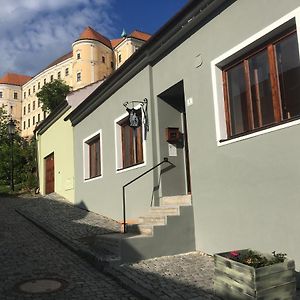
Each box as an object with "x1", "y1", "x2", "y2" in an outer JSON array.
[
  {"x1": 36, "y1": 79, "x2": 71, "y2": 112},
  {"x1": 0, "y1": 108, "x2": 37, "y2": 193},
  {"x1": 226, "y1": 249, "x2": 287, "y2": 268}
]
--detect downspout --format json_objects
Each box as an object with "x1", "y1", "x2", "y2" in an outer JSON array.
[{"x1": 34, "y1": 129, "x2": 40, "y2": 194}]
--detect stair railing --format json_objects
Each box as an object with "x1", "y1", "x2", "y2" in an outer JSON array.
[{"x1": 122, "y1": 157, "x2": 174, "y2": 233}]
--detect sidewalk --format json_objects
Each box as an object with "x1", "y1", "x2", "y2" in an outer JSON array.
[{"x1": 15, "y1": 194, "x2": 220, "y2": 299}]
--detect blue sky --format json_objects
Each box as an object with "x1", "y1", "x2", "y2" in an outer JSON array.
[{"x1": 0, "y1": 0, "x2": 188, "y2": 78}]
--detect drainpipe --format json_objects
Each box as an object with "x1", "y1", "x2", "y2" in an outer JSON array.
[{"x1": 34, "y1": 130, "x2": 40, "y2": 194}]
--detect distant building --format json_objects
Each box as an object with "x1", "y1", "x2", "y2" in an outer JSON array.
[{"x1": 0, "y1": 27, "x2": 151, "y2": 137}]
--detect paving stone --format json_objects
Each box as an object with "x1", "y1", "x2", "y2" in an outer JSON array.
[
  {"x1": 3, "y1": 194, "x2": 300, "y2": 300},
  {"x1": 0, "y1": 196, "x2": 137, "y2": 299}
]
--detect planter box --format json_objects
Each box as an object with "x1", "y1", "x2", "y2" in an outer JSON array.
[{"x1": 214, "y1": 249, "x2": 296, "y2": 300}]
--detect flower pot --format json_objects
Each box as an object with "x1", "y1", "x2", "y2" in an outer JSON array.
[{"x1": 214, "y1": 249, "x2": 296, "y2": 299}]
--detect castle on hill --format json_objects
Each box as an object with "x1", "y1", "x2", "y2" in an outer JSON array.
[{"x1": 0, "y1": 27, "x2": 151, "y2": 137}]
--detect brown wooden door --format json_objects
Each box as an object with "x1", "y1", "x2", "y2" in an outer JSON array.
[{"x1": 45, "y1": 153, "x2": 55, "y2": 194}]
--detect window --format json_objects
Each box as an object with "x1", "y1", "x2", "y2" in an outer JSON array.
[
  {"x1": 44, "y1": 78, "x2": 46, "y2": 84},
  {"x1": 24, "y1": 92, "x2": 26, "y2": 99},
  {"x1": 33, "y1": 85, "x2": 35, "y2": 93},
  {"x1": 83, "y1": 131, "x2": 102, "y2": 180},
  {"x1": 28, "y1": 89, "x2": 31, "y2": 96},
  {"x1": 23, "y1": 107, "x2": 26, "y2": 115},
  {"x1": 65, "y1": 68, "x2": 69, "y2": 76},
  {"x1": 23, "y1": 121, "x2": 26, "y2": 130},
  {"x1": 116, "y1": 109, "x2": 144, "y2": 170},
  {"x1": 43, "y1": 111, "x2": 46, "y2": 119},
  {"x1": 118, "y1": 54, "x2": 122, "y2": 63},
  {"x1": 14, "y1": 92, "x2": 17, "y2": 99},
  {"x1": 28, "y1": 103, "x2": 30, "y2": 113},
  {"x1": 28, "y1": 119, "x2": 30, "y2": 128},
  {"x1": 33, "y1": 116, "x2": 35, "y2": 125},
  {"x1": 57, "y1": 71, "x2": 61, "y2": 80},
  {"x1": 50, "y1": 75, "x2": 54, "y2": 82},
  {"x1": 38, "y1": 82, "x2": 40, "y2": 90},
  {"x1": 33, "y1": 101, "x2": 35, "y2": 110},
  {"x1": 102, "y1": 56, "x2": 105, "y2": 63},
  {"x1": 77, "y1": 72, "x2": 81, "y2": 82},
  {"x1": 111, "y1": 61, "x2": 114, "y2": 69},
  {"x1": 38, "y1": 114, "x2": 40, "y2": 123},
  {"x1": 222, "y1": 29, "x2": 300, "y2": 139},
  {"x1": 0, "y1": 92, "x2": 2, "y2": 98},
  {"x1": 77, "y1": 52, "x2": 81, "y2": 60}
]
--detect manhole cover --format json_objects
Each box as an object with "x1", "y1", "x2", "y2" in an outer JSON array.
[{"x1": 16, "y1": 278, "x2": 67, "y2": 294}]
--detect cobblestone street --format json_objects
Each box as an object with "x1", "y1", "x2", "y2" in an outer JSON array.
[
  {"x1": 0, "y1": 196, "x2": 136, "y2": 300},
  {"x1": 2, "y1": 195, "x2": 299, "y2": 299}
]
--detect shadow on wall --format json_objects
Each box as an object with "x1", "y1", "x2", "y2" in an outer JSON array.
[{"x1": 151, "y1": 163, "x2": 176, "y2": 207}]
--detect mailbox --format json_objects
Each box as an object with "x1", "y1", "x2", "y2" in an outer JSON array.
[{"x1": 165, "y1": 127, "x2": 181, "y2": 144}]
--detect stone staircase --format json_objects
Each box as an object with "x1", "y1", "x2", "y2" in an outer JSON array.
[{"x1": 92, "y1": 195, "x2": 195, "y2": 265}]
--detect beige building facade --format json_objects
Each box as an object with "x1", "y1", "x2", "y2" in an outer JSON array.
[{"x1": 0, "y1": 27, "x2": 150, "y2": 137}]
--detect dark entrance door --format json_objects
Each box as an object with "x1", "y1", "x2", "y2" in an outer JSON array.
[
  {"x1": 45, "y1": 153, "x2": 55, "y2": 194},
  {"x1": 158, "y1": 80, "x2": 192, "y2": 195}
]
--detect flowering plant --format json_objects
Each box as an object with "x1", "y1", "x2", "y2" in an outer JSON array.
[{"x1": 225, "y1": 250, "x2": 287, "y2": 268}]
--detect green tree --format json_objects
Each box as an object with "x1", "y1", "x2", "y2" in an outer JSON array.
[
  {"x1": 36, "y1": 79, "x2": 71, "y2": 112},
  {"x1": 0, "y1": 108, "x2": 37, "y2": 192}
]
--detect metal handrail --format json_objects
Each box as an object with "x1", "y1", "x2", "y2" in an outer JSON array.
[{"x1": 122, "y1": 157, "x2": 174, "y2": 233}]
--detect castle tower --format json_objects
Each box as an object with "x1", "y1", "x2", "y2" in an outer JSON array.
[
  {"x1": 72, "y1": 27, "x2": 113, "y2": 90},
  {"x1": 0, "y1": 73, "x2": 32, "y2": 126}
]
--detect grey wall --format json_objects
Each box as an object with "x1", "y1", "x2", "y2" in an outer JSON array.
[
  {"x1": 151, "y1": 0, "x2": 300, "y2": 270},
  {"x1": 73, "y1": 0, "x2": 300, "y2": 271},
  {"x1": 73, "y1": 67, "x2": 156, "y2": 222},
  {"x1": 157, "y1": 98, "x2": 187, "y2": 196}
]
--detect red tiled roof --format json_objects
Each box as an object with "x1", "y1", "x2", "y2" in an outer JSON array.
[
  {"x1": 129, "y1": 30, "x2": 151, "y2": 42},
  {"x1": 0, "y1": 73, "x2": 32, "y2": 86},
  {"x1": 111, "y1": 30, "x2": 151, "y2": 48},
  {"x1": 111, "y1": 38, "x2": 125, "y2": 48},
  {"x1": 45, "y1": 51, "x2": 73, "y2": 70},
  {"x1": 77, "y1": 26, "x2": 112, "y2": 48}
]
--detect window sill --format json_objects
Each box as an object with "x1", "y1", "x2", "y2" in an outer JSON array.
[
  {"x1": 116, "y1": 161, "x2": 145, "y2": 173},
  {"x1": 218, "y1": 116, "x2": 300, "y2": 146},
  {"x1": 84, "y1": 174, "x2": 102, "y2": 182}
]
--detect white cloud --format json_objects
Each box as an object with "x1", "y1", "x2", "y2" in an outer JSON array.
[{"x1": 0, "y1": 0, "x2": 116, "y2": 77}]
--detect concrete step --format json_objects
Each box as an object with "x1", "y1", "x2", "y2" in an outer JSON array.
[
  {"x1": 149, "y1": 206, "x2": 179, "y2": 216},
  {"x1": 139, "y1": 215, "x2": 166, "y2": 225},
  {"x1": 127, "y1": 224, "x2": 154, "y2": 236},
  {"x1": 160, "y1": 195, "x2": 192, "y2": 206}
]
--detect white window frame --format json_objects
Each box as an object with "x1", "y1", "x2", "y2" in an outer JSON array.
[
  {"x1": 82, "y1": 129, "x2": 103, "y2": 182},
  {"x1": 114, "y1": 106, "x2": 147, "y2": 173},
  {"x1": 211, "y1": 7, "x2": 300, "y2": 146}
]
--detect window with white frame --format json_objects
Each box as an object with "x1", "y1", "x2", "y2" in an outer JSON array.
[
  {"x1": 115, "y1": 109, "x2": 145, "y2": 170},
  {"x1": 77, "y1": 72, "x2": 81, "y2": 82},
  {"x1": 212, "y1": 11, "x2": 300, "y2": 144},
  {"x1": 83, "y1": 130, "x2": 102, "y2": 180}
]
